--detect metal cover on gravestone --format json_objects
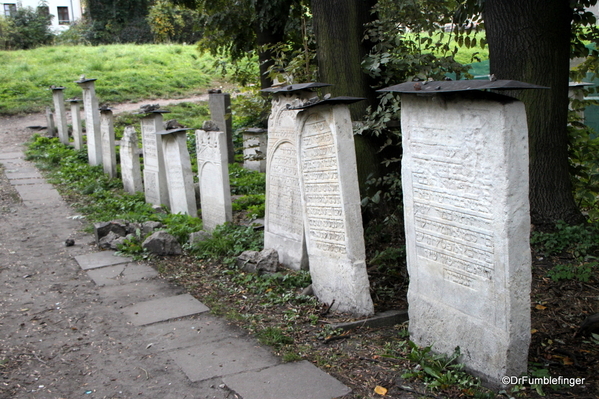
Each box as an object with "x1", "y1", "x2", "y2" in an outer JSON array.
[
  {"x1": 67, "y1": 97, "x2": 82, "y2": 103},
  {"x1": 154, "y1": 128, "x2": 193, "y2": 135},
  {"x1": 261, "y1": 82, "x2": 332, "y2": 93},
  {"x1": 378, "y1": 79, "x2": 549, "y2": 94},
  {"x1": 288, "y1": 96, "x2": 367, "y2": 110},
  {"x1": 50, "y1": 86, "x2": 66, "y2": 91},
  {"x1": 75, "y1": 78, "x2": 97, "y2": 84}
]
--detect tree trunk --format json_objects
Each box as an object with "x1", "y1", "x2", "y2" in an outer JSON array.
[
  {"x1": 311, "y1": 0, "x2": 376, "y2": 120},
  {"x1": 255, "y1": 25, "x2": 285, "y2": 89},
  {"x1": 485, "y1": 0, "x2": 585, "y2": 226}
]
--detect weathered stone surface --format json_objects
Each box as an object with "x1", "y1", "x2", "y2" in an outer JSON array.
[
  {"x1": 296, "y1": 103, "x2": 374, "y2": 317},
  {"x1": 120, "y1": 126, "x2": 143, "y2": 194},
  {"x1": 196, "y1": 129, "x2": 232, "y2": 231},
  {"x1": 94, "y1": 221, "x2": 127, "y2": 244},
  {"x1": 242, "y1": 128, "x2": 267, "y2": 172},
  {"x1": 236, "y1": 248, "x2": 279, "y2": 273},
  {"x1": 208, "y1": 92, "x2": 234, "y2": 162},
  {"x1": 141, "y1": 221, "x2": 163, "y2": 237},
  {"x1": 98, "y1": 231, "x2": 122, "y2": 250},
  {"x1": 161, "y1": 130, "x2": 197, "y2": 217},
  {"x1": 76, "y1": 79, "x2": 102, "y2": 166},
  {"x1": 142, "y1": 231, "x2": 182, "y2": 255},
  {"x1": 189, "y1": 230, "x2": 211, "y2": 245},
  {"x1": 400, "y1": 91, "x2": 531, "y2": 387},
  {"x1": 100, "y1": 109, "x2": 117, "y2": 178},
  {"x1": 141, "y1": 113, "x2": 170, "y2": 208},
  {"x1": 45, "y1": 107, "x2": 56, "y2": 137},
  {"x1": 264, "y1": 92, "x2": 313, "y2": 271},
  {"x1": 69, "y1": 100, "x2": 84, "y2": 150},
  {"x1": 51, "y1": 87, "x2": 69, "y2": 145}
]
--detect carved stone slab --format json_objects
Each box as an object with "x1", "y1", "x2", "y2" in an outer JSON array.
[
  {"x1": 69, "y1": 100, "x2": 83, "y2": 150},
  {"x1": 264, "y1": 92, "x2": 313, "y2": 270},
  {"x1": 100, "y1": 109, "x2": 116, "y2": 178},
  {"x1": 208, "y1": 92, "x2": 234, "y2": 163},
  {"x1": 159, "y1": 130, "x2": 197, "y2": 217},
  {"x1": 196, "y1": 129, "x2": 232, "y2": 231},
  {"x1": 76, "y1": 80, "x2": 102, "y2": 166},
  {"x1": 120, "y1": 126, "x2": 143, "y2": 194},
  {"x1": 51, "y1": 88, "x2": 69, "y2": 145},
  {"x1": 296, "y1": 104, "x2": 374, "y2": 316},
  {"x1": 400, "y1": 91, "x2": 531, "y2": 387},
  {"x1": 140, "y1": 114, "x2": 170, "y2": 208}
]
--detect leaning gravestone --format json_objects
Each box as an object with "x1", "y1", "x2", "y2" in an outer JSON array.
[
  {"x1": 261, "y1": 83, "x2": 330, "y2": 270},
  {"x1": 50, "y1": 86, "x2": 69, "y2": 145},
  {"x1": 99, "y1": 108, "x2": 117, "y2": 178},
  {"x1": 75, "y1": 77, "x2": 103, "y2": 166},
  {"x1": 380, "y1": 80, "x2": 539, "y2": 386},
  {"x1": 68, "y1": 98, "x2": 83, "y2": 150},
  {"x1": 208, "y1": 90, "x2": 234, "y2": 163},
  {"x1": 156, "y1": 128, "x2": 197, "y2": 217},
  {"x1": 294, "y1": 97, "x2": 374, "y2": 317},
  {"x1": 139, "y1": 108, "x2": 170, "y2": 208},
  {"x1": 120, "y1": 126, "x2": 143, "y2": 194},
  {"x1": 196, "y1": 128, "x2": 232, "y2": 231},
  {"x1": 45, "y1": 107, "x2": 56, "y2": 137}
]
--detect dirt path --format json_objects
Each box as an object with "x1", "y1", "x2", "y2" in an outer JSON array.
[{"x1": 0, "y1": 105, "x2": 232, "y2": 399}]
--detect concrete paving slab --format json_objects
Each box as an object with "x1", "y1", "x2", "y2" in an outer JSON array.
[
  {"x1": 0, "y1": 151, "x2": 23, "y2": 160},
  {"x1": 5, "y1": 167, "x2": 40, "y2": 175},
  {"x1": 122, "y1": 294, "x2": 209, "y2": 326},
  {"x1": 16, "y1": 186, "x2": 63, "y2": 202},
  {"x1": 99, "y1": 279, "x2": 185, "y2": 308},
  {"x1": 86, "y1": 263, "x2": 158, "y2": 286},
  {"x1": 9, "y1": 177, "x2": 45, "y2": 186},
  {"x1": 169, "y1": 338, "x2": 279, "y2": 382},
  {"x1": 141, "y1": 315, "x2": 243, "y2": 351},
  {"x1": 223, "y1": 361, "x2": 352, "y2": 399},
  {"x1": 75, "y1": 251, "x2": 133, "y2": 270},
  {"x1": 8, "y1": 173, "x2": 44, "y2": 182}
]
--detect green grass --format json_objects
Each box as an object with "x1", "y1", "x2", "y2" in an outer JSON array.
[{"x1": 0, "y1": 44, "x2": 223, "y2": 115}]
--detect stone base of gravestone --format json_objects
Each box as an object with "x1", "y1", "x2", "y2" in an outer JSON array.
[{"x1": 401, "y1": 91, "x2": 531, "y2": 387}]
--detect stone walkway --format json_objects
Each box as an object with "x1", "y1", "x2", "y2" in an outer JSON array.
[{"x1": 0, "y1": 147, "x2": 350, "y2": 398}]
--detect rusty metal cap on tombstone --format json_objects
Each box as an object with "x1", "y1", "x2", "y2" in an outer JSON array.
[
  {"x1": 261, "y1": 82, "x2": 332, "y2": 93},
  {"x1": 377, "y1": 79, "x2": 549, "y2": 94},
  {"x1": 154, "y1": 128, "x2": 193, "y2": 135}
]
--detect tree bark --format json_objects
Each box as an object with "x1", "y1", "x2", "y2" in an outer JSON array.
[
  {"x1": 311, "y1": 0, "x2": 377, "y2": 120},
  {"x1": 485, "y1": 0, "x2": 585, "y2": 226}
]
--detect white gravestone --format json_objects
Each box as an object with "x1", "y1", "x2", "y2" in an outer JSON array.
[
  {"x1": 120, "y1": 126, "x2": 144, "y2": 194},
  {"x1": 242, "y1": 128, "x2": 267, "y2": 172},
  {"x1": 68, "y1": 99, "x2": 83, "y2": 150},
  {"x1": 157, "y1": 128, "x2": 197, "y2": 217},
  {"x1": 45, "y1": 107, "x2": 56, "y2": 137},
  {"x1": 208, "y1": 91, "x2": 234, "y2": 163},
  {"x1": 99, "y1": 108, "x2": 117, "y2": 178},
  {"x1": 140, "y1": 112, "x2": 170, "y2": 208},
  {"x1": 51, "y1": 86, "x2": 69, "y2": 145},
  {"x1": 400, "y1": 91, "x2": 531, "y2": 386},
  {"x1": 75, "y1": 78, "x2": 103, "y2": 166},
  {"x1": 296, "y1": 103, "x2": 374, "y2": 316},
  {"x1": 264, "y1": 91, "x2": 316, "y2": 271},
  {"x1": 196, "y1": 129, "x2": 232, "y2": 232}
]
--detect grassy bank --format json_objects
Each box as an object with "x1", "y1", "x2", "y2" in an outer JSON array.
[{"x1": 0, "y1": 44, "x2": 225, "y2": 115}]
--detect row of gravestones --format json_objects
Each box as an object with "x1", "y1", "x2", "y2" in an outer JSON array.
[
  {"x1": 47, "y1": 79, "x2": 235, "y2": 233},
  {"x1": 49, "y1": 76, "x2": 538, "y2": 388}
]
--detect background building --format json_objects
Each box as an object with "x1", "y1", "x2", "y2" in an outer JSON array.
[{"x1": 2, "y1": 0, "x2": 83, "y2": 32}]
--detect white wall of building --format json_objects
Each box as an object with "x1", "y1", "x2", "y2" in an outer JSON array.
[{"x1": 2, "y1": 0, "x2": 83, "y2": 32}]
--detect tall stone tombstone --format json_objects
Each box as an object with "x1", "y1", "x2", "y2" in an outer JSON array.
[
  {"x1": 50, "y1": 86, "x2": 69, "y2": 145},
  {"x1": 242, "y1": 128, "x2": 267, "y2": 172},
  {"x1": 196, "y1": 128, "x2": 232, "y2": 232},
  {"x1": 68, "y1": 98, "x2": 83, "y2": 150},
  {"x1": 139, "y1": 109, "x2": 170, "y2": 208},
  {"x1": 99, "y1": 108, "x2": 117, "y2": 178},
  {"x1": 208, "y1": 90, "x2": 234, "y2": 163},
  {"x1": 294, "y1": 99, "x2": 374, "y2": 316},
  {"x1": 261, "y1": 83, "x2": 330, "y2": 271},
  {"x1": 45, "y1": 107, "x2": 56, "y2": 137},
  {"x1": 75, "y1": 77, "x2": 102, "y2": 166},
  {"x1": 120, "y1": 126, "x2": 144, "y2": 194},
  {"x1": 156, "y1": 128, "x2": 197, "y2": 217},
  {"x1": 380, "y1": 80, "x2": 537, "y2": 387}
]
